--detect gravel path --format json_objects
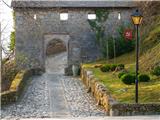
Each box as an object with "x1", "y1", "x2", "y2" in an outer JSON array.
[
  {"x1": 1, "y1": 75, "x2": 50, "y2": 119},
  {"x1": 1, "y1": 52, "x2": 106, "y2": 119}
]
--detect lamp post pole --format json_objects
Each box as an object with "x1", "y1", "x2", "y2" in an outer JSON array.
[
  {"x1": 131, "y1": 9, "x2": 143, "y2": 103},
  {"x1": 135, "y1": 24, "x2": 139, "y2": 103}
]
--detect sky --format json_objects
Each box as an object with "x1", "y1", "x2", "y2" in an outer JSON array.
[{"x1": 0, "y1": 0, "x2": 13, "y2": 58}]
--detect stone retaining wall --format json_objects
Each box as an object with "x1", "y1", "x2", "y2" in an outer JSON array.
[
  {"x1": 110, "y1": 103, "x2": 160, "y2": 116},
  {"x1": 1, "y1": 69, "x2": 34, "y2": 105},
  {"x1": 81, "y1": 66, "x2": 160, "y2": 116},
  {"x1": 81, "y1": 67, "x2": 117, "y2": 114}
]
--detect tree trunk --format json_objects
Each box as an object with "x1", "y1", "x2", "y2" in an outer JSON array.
[{"x1": 0, "y1": 23, "x2": 2, "y2": 88}]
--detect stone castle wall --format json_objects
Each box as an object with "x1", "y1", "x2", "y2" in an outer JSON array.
[{"x1": 15, "y1": 7, "x2": 133, "y2": 74}]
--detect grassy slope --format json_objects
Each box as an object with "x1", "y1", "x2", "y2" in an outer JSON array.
[
  {"x1": 139, "y1": 2, "x2": 160, "y2": 71},
  {"x1": 140, "y1": 23, "x2": 160, "y2": 71},
  {"x1": 140, "y1": 42, "x2": 160, "y2": 71},
  {"x1": 84, "y1": 51, "x2": 160, "y2": 103},
  {"x1": 91, "y1": 69, "x2": 160, "y2": 103}
]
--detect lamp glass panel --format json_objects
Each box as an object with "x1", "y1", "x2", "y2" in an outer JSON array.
[
  {"x1": 132, "y1": 16, "x2": 141, "y2": 25},
  {"x1": 139, "y1": 17, "x2": 143, "y2": 24}
]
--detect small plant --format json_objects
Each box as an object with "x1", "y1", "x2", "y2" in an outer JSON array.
[
  {"x1": 152, "y1": 66, "x2": 160, "y2": 76},
  {"x1": 138, "y1": 74, "x2": 150, "y2": 82},
  {"x1": 100, "y1": 65, "x2": 110, "y2": 72},
  {"x1": 110, "y1": 64, "x2": 117, "y2": 71},
  {"x1": 118, "y1": 71, "x2": 127, "y2": 78},
  {"x1": 121, "y1": 73, "x2": 135, "y2": 85},
  {"x1": 118, "y1": 64, "x2": 125, "y2": 69}
]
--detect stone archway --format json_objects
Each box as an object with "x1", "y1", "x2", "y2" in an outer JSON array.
[
  {"x1": 46, "y1": 39, "x2": 66, "y2": 56},
  {"x1": 44, "y1": 33, "x2": 70, "y2": 54},
  {"x1": 44, "y1": 33, "x2": 70, "y2": 72}
]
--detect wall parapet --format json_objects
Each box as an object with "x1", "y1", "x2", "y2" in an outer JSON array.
[
  {"x1": 110, "y1": 103, "x2": 160, "y2": 116},
  {"x1": 11, "y1": 0, "x2": 137, "y2": 8}
]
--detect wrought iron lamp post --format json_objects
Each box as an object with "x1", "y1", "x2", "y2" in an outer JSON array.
[{"x1": 131, "y1": 9, "x2": 143, "y2": 103}]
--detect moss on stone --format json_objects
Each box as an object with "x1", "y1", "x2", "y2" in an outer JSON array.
[{"x1": 10, "y1": 70, "x2": 26, "y2": 91}]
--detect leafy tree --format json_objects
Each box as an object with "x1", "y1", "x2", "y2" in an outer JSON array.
[
  {"x1": 9, "y1": 12, "x2": 16, "y2": 52},
  {"x1": 104, "y1": 24, "x2": 135, "y2": 59},
  {"x1": 115, "y1": 24, "x2": 135, "y2": 57},
  {"x1": 9, "y1": 31, "x2": 15, "y2": 52}
]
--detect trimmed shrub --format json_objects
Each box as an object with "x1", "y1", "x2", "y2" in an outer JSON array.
[
  {"x1": 110, "y1": 64, "x2": 117, "y2": 71},
  {"x1": 130, "y1": 71, "x2": 141, "y2": 76},
  {"x1": 121, "y1": 74, "x2": 135, "y2": 85},
  {"x1": 118, "y1": 64, "x2": 125, "y2": 69},
  {"x1": 152, "y1": 66, "x2": 160, "y2": 76},
  {"x1": 118, "y1": 71, "x2": 127, "y2": 78},
  {"x1": 138, "y1": 74, "x2": 150, "y2": 82},
  {"x1": 100, "y1": 65, "x2": 110, "y2": 72}
]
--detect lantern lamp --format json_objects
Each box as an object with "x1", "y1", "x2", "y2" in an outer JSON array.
[{"x1": 131, "y1": 9, "x2": 143, "y2": 25}]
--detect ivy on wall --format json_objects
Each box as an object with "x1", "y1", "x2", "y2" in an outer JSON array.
[
  {"x1": 88, "y1": 9, "x2": 109, "y2": 58},
  {"x1": 88, "y1": 9, "x2": 135, "y2": 59}
]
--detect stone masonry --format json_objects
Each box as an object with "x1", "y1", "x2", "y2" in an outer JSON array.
[{"x1": 12, "y1": 0, "x2": 137, "y2": 75}]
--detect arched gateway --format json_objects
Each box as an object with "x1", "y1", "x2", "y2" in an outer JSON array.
[
  {"x1": 44, "y1": 33, "x2": 69, "y2": 56},
  {"x1": 12, "y1": 0, "x2": 137, "y2": 75}
]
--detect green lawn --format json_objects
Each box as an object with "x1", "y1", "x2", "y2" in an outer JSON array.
[{"x1": 83, "y1": 52, "x2": 160, "y2": 103}]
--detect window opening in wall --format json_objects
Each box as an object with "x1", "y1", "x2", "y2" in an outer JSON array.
[
  {"x1": 118, "y1": 12, "x2": 121, "y2": 20},
  {"x1": 60, "y1": 13, "x2": 68, "y2": 21},
  {"x1": 88, "y1": 14, "x2": 96, "y2": 20},
  {"x1": 34, "y1": 14, "x2": 37, "y2": 20}
]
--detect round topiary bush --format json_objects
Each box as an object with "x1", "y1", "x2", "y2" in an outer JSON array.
[
  {"x1": 118, "y1": 64, "x2": 125, "y2": 69},
  {"x1": 152, "y1": 66, "x2": 160, "y2": 76},
  {"x1": 121, "y1": 74, "x2": 135, "y2": 85},
  {"x1": 110, "y1": 64, "x2": 117, "y2": 71},
  {"x1": 118, "y1": 71, "x2": 127, "y2": 78},
  {"x1": 138, "y1": 74, "x2": 150, "y2": 82},
  {"x1": 100, "y1": 65, "x2": 110, "y2": 72},
  {"x1": 130, "y1": 71, "x2": 140, "y2": 76}
]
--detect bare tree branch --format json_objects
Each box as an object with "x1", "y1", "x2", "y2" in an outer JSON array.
[
  {"x1": 1, "y1": 0, "x2": 12, "y2": 9},
  {"x1": 1, "y1": 23, "x2": 9, "y2": 34},
  {"x1": 0, "y1": 22, "x2": 2, "y2": 87}
]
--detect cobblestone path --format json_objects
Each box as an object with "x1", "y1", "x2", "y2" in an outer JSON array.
[{"x1": 1, "y1": 52, "x2": 106, "y2": 119}]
